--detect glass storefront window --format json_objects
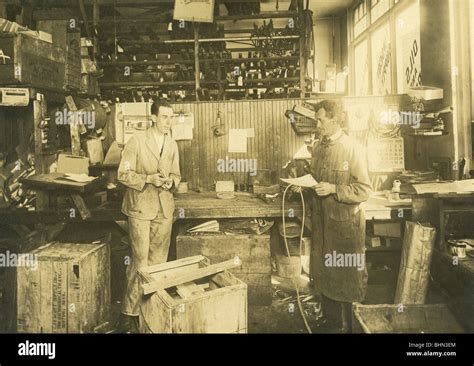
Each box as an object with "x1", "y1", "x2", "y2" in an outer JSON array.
[
  {"x1": 371, "y1": 22, "x2": 392, "y2": 95},
  {"x1": 396, "y1": 0, "x2": 422, "y2": 93},
  {"x1": 354, "y1": 40, "x2": 369, "y2": 95},
  {"x1": 371, "y1": 0, "x2": 390, "y2": 23}
]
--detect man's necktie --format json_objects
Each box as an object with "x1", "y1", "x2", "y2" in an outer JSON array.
[{"x1": 320, "y1": 136, "x2": 332, "y2": 148}]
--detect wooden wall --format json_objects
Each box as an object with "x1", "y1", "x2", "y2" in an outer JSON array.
[
  {"x1": 171, "y1": 99, "x2": 307, "y2": 191},
  {"x1": 171, "y1": 95, "x2": 406, "y2": 191}
]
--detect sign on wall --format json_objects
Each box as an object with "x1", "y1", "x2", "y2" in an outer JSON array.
[{"x1": 173, "y1": 0, "x2": 215, "y2": 23}]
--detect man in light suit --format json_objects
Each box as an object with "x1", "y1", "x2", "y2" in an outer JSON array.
[{"x1": 117, "y1": 99, "x2": 181, "y2": 332}]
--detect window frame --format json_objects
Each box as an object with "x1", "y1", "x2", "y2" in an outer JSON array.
[{"x1": 348, "y1": 0, "x2": 419, "y2": 96}]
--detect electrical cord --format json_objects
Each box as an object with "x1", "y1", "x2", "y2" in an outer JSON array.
[{"x1": 282, "y1": 184, "x2": 312, "y2": 334}]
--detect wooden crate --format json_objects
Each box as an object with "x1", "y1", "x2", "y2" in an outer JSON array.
[
  {"x1": 138, "y1": 256, "x2": 247, "y2": 333},
  {"x1": 176, "y1": 230, "x2": 272, "y2": 305},
  {"x1": 352, "y1": 303, "x2": 465, "y2": 333},
  {"x1": 0, "y1": 33, "x2": 66, "y2": 90},
  {"x1": 17, "y1": 242, "x2": 110, "y2": 333}
]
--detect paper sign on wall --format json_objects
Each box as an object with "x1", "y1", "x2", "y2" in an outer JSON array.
[
  {"x1": 171, "y1": 112, "x2": 194, "y2": 140},
  {"x1": 173, "y1": 0, "x2": 215, "y2": 23},
  {"x1": 228, "y1": 129, "x2": 247, "y2": 153}
]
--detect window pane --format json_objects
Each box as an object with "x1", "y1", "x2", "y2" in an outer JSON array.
[
  {"x1": 371, "y1": 23, "x2": 392, "y2": 95},
  {"x1": 354, "y1": 40, "x2": 369, "y2": 95},
  {"x1": 354, "y1": 1, "x2": 368, "y2": 38},
  {"x1": 396, "y1": 0, "x2": 422, "y2": 93},
  {"x1": 371, "y1": 0, "x2": 390, "y2": 23}
]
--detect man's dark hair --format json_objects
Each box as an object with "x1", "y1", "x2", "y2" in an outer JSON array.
[
  {"x1": 151, "y1": 99, "x2": 172, "y2": 116},
  {"x1": 312, "y1": 99, "x2": 344, "y2": 124}
]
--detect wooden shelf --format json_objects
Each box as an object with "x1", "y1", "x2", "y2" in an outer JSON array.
[
  {"x1": 101, "y1": 77, "x2": 300, "y2": 89},
  {"x1": 93, "y1": 11, "x2": 299, "y2": 24},
  {"x1": 100, "y1": 81, "x2": 195, "y2": 88},
  {"x1": 99, "y1": 56, "x2": 299, "y2": 67}
]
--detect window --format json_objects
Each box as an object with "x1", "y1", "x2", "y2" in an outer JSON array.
[
  {"x1": 371, "y1": 0, "x2": 390, "y2": 23},
  {"x1": 371, "y1": 23, "x2": 392, "y2": 95},
  {"x1": 395, "y1": 1, "x2": 421, "y2": 93},
  {"x1": 354, "y1": 40, "x2": 369, "y2": 95},
  {"x1": 350, "y1": 0, "x2": 421, "y2": 95},
  {"x1": 354, "y1": 1, "x2": 368, "y2": 38}
]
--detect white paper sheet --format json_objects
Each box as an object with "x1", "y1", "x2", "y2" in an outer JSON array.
[
  {"x1": 280, "y1": 174, "x2": 318, "y2": 188},
  {"x1": 413, "y1": 179, "x2": 474, "y2": 194},
  {"x1": 228, "y1": 129, "x2": 248, "y2": 153},
  {"x1": 61, "y1": 173, "x2": 97, "y2": 183},
  {"x1": 170, "y1": 113, "x2": 194, "y2": 141}
]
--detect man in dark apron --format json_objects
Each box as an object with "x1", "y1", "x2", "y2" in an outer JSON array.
[{"x1": 309, "y1": 100, "x2": 371, "y2": 332}]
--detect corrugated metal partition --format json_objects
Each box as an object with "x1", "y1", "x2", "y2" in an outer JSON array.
[
  {"x1": 169, "y1": 95, "x2": 406, "y2": 191},
  {"x1": 171, "y1": 99, "x2": 307, "y2": 191}
]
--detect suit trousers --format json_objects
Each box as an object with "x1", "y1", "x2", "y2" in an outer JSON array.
[{"x1": 121, "y1": 212, "x2": 173, "y2": 316}]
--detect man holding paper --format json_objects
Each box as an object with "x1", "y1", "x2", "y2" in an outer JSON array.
[
  {"x1": 308, "y1": 100, "x2": 371, "y2": 332},
  {"x1": 117, "y1": 99, "x2": 181, "y2": 332}
]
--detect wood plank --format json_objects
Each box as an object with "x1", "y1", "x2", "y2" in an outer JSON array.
[
  {"x1": 70, "y1": 193, "x2": 92, "y2": 220},
  {"x1": 176, "y1": 282, "x2": 205, "y2": 299},
  {"x1": 52, "y1": 260, "x2": 67, "y2": 333},
  {"x1": 141, "y1": 255, "x2": 205, "y2": 275},
  {"x1": 142, "y1": 259, "x2": 240, "y2": 295},
  {"x1": 172, "y1": 285, "x2": 247, "y2": 333},
  {"x1": 40, "y1": 261, "x2": 53, "y2": 333}
]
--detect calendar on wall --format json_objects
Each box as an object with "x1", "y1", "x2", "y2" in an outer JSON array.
[{"x1": 368, "y1": 137, "x2": 405, "y2": 172}]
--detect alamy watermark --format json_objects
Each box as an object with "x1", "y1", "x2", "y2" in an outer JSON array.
[
  {"x1": 18, "y1": 341, "x2": 55, "y2": 359},
  {"x1": 324, "y1": 250, "x2": 365, "y2": 271},
  {"x1": 217, "y1": 157, "x2": 257, "y2": 176},
  {"x1": 55, "y1": 109, "x2": 96, "y2": 129},
  {"x1": 0, "y1": 251, "x2": 38, "y2": 270},
  {"x1": 380, "y1": 108, "x2": 422, "y2": 128}
]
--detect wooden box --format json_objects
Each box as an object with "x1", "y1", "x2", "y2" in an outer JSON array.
[
  {"x1": 138, "y1": 256, "x2": 247, "y2": 333},
  {"x1": 0, "y1": 33, "x2": 66, "y2": 90},
  {"x1": 17, "y1": 242, "x2": 110, "y2": 333},
  {"x1": 176, "y1": 231, "x2": 272, "y2": 305},
  {"x1": 352, "y1": 303, "x2": 464, "y2": 333}
]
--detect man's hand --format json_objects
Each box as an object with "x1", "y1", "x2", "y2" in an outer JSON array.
[
  {"x1": 290, "y1": 185, "x2": 303, "y2": 194},
  {"x1": 162, "y1": 179, "x2": 173, "y2": 191},
  {"x1": 313, "y1": 182, "x2": 336, "y2": 196},
  {"x1": 146, "y1": 174, "x2": 168, "y2": 187}
]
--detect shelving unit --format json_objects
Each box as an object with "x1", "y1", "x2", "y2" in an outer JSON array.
[{"x1": 96, "y1": 0, "x2": 310, "y2": 102}]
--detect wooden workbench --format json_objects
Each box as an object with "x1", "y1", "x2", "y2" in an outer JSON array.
[
  {"x1": 0, "y1": 190, "x2": 412, "y2": 223},
  {"x1": 21, "y1": 173, "x2": 105, "y2": 220}
]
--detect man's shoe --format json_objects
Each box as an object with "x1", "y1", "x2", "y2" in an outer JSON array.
[{"x1": 117, "y1": 314, "x2": 139, "y2": 334}]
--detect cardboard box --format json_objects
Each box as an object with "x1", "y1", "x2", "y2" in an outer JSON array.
[
  {"x1": 57, "y1": 154, "x2": 90, "y2": 175},
  {"x1": 373, "y1": 222, "x2": 401, "y2": 238},
  {"x1": 86, "y1": 139, "x2": 104, "y2": 165}
]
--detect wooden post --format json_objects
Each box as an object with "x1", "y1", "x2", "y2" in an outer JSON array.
[
  {"x1": 0, "y1": 3, "x2": 7, "y2": 18},
  {"x1": 298, "y1": 0, "x2": 306, "y2": 97},
  {"x1": 93, "y1": 0, "x2": 100, "y2": 60},
  {"x1": 65, "y1": 96, "x2": 81, "y2": 156},
  {"x1": 33, "y1": 95, "x2": 49, "y2": 210},
  {"x1": 194, "y1": 23, "x2": 200, "y2": 101},
  {"x1": 78, "y1": 0, "x2": 92, "y2": 39}
]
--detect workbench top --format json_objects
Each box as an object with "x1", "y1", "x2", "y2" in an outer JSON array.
[
  {"x1": 173, "y1": 192, "x2": 301, "y2": 219},
  {"x1": 0, "y1": 190, "x2": 412, "y2": 223},
  {"x1": 22, "y1": 173, "x2": 104, "y2": 193}
]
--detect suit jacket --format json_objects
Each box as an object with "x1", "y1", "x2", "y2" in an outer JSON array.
[{"x1": 118, "y1": 129, "x2": 181, "y2": 220}]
